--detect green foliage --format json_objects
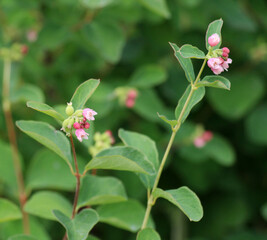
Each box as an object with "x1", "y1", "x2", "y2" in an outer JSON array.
[
  {"x1": 137, "y1": 228, "x2": 161, "y2": 240},
  {"x1": 138, "y1": 0, "x2": 171, "y2": 18},
  {"x1": 196, "y1": 76, "x2": 231, "y2": 90},
  {"x1": 0, "y1": 199, "x2": 21, "y2": 223},
  {"x1": 8, "y1": 235, "x2": 38, "y2": 240},
  {"x1": 152, "y1": 187, "x2": 203, "y2": 222},
  {"x1": 179, "y1": 45, "x2": 206, "y2": 59},
  {"x1": 53, "y1": 209, "x2": 99, "y2": 240}
]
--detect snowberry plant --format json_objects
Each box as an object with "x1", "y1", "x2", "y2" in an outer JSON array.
[{"x1": 1, "y1": 19, "x2": 231, "y2": 240}]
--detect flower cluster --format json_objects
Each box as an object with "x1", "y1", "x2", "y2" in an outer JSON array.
[
  {"x1": 61, "y1": 103, "x2": 97, "y2": 142},
  {"x1": 207, "y1": 33, "x2": 232, "y2": 75},
  {"x1": 125, "y1": 89, "x2": 138, "y2": 108},
  {"x1": 194, "y1": 131, "x2": 213, "y2": 148},
  {"x1": 115, "y1": 87, "x2": 138, "y2": 108}
]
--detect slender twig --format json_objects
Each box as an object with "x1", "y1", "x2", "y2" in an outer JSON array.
[
  {"x1": 141, "y1": 58, "x2": 207, "y2": 229},
  {"x1": 63, "y1": 134, "x2": 81, "y2": 240},
  {"x1": 2, "y1": 59, "x2": 30, "y2": 234}
]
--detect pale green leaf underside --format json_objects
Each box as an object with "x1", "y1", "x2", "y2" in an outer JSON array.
[
  {"x1": 24, "y1": 191, "x2": 72, "y2": 220},
  {"x1": 70, "y1": 79, "x2": 100, "y2": 110},
  {"x1": 77, "y1": 175, "x2": 127, "y2": 208},
  {"x1": 0, "y1": 198, "x2": 22, "y2": 223},
  {"x1": 179, "y1": 44, "x2": 206, "y2": 59},
  {"x1": 153, "y1": 187, "x2": 203, "y2": 222},
  {"x1": 137, "y1": 228, "x2": 161, "y2": 240},
  {"x1": 85, "y1": 146, "x2": 155, "y2": 175},
  {"x1": 16, "y1": 121, "x2": 72, "y2": 167},
  {"x1": 27, "y1": 101, "x2": 65, "y2": 122},
  {"x1": 139, "y1": 0, "x2": 171, "y2": 18},
  {"x1": 175, "y1": 85, "x2": 205, "y2": 121},
  {"x1": 205, "y1": 19, "x2": 223, "y2": 50},
  {"x1": 53, "y1": 209, "x2": 99, "y2": 240},
  {"x1": 196, "y1": 75, "x2": 231, "y2": 90},
  {"x1": 169, "y1": 42, "x2": 195, "y2": 83},
  {"x1": 157, "y1": 113, "x2": 177, "y2": 128},
  {"x1": 8, "y1": 234, "x2": 38, "y2": 240},
  {"x1": 80, "y1": 0, "x2": 115, "y2": 9}
]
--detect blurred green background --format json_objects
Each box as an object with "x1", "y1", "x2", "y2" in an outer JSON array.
[{"x1": 0, "y1": 0, "x2": 267, "y2": 239}]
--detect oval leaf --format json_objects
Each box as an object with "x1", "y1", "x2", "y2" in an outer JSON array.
[
  {"x1": 152, "y1": 187, "x2": 203, "y2": 222},
  {"x1": 196, "y1": 75, "x2": 231, "y2": 90},
  {"x1": 179, "y1": 44, "x2": 206, "y2": 59},
  {"x1": 77, "y1": 175, "x2": 127, "y2": 208},
  {"x1": 0, "y1": 199, "x2": 21, "y2": 223},
  {"x1": 85, "y1": 146, "x2": 155, "y2": 175},
  {"x1": 27, "y1": 101, "x2": 65, "y2": 122},
  {"x1": 137, "y1": 228, "x2": 161, "y2": 240},
  {"x1": 175, "y1": 85, "x2": 205, "y2": 121},
  {"x1": 16, "y1": 121, "x2": 72, "y2": 167},
  {"x1": 96, "y1": 200, "x2": 154, "y2": 232},
  {"x1": 169, "y1": 42, "x2": 195, "y2": 83},
  {"x1": 53, "y1": 209, "x2": 99, "y2": 240},
  {"x1": 70, "y1": 79, "x2": 100, "y2": 110},
  {"x1": 205, "y1": 19, "x2": 223, "y2": 50},
  {"x1": 24, "y1": 191, "x2": 72, "y2": 220}
]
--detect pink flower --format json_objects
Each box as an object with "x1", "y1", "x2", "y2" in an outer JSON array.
[
  {"x1": 125, "y1": 89, "x2": 138, "y2": 108},
  {"x1": 126, "y1": 98, "x2": 135, "y2": 108},
  {"x1": 83, "y1": 108, "x2": 97, "y2": 121},
  {"x1": 208, "y1": 33, "x2": 220, "y2": 47},
  {"x1": 194, "y1": 137, "x2": 206, "y2": 148},
  {"x1": 75, "y1": 129, "x2": 89, "y2": 142},
  {"x1": 73, "y1": 122, "x2": 81, "y2": 129},
  {"x1": 207, "y1": 57, "x2": 224, "y2": 75},
  {"x1": 221, "y1": 58, "x2": 232, "y2": 71},
  {"x1": 128, "y1": 89, "x2": 138, "y2": 99},
  {"x1": 202, "y1": 131, "x2": 213, "y2": 142}
]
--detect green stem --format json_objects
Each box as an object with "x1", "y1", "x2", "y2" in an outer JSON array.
[
  {"x1": 141, "y1": 58, "x2": 207, "y2": 230},
  {"x1": 2, "y1": 59, "x2": 30, "y2": 234}
]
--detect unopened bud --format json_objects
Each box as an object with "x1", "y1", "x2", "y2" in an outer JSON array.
[
  {"x1": 65, "y1": 102, "x2": 74, "y2": 116},
  {"x1": 222, "y1": 52, "x2": 228, "y2": 58},
  {"x1": 84, "y1": 122, "x2": 90, "y2": 129},
  {"x1": 73, "y1": 122, "x2": 81, "y2": 129},
  {"x1": 208, "y1": 33, "x2": 220, "y2": 47},
  {"x1": 222, "y1": 47, "x2": 230, "y2": 54},
  {"x1": 21, "y1": 45, "x2": 28, "y2": 55},
  {"x1": 73, "y1": 109, "x2": 83, "y2": 117}
]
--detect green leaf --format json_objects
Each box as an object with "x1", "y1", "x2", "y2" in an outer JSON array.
[
  {"x1": 205, "y1": 19, "x2": 223, "y2": 50},
  {"x1": 169, "y1": 42, "x2": 195, "y2": 83},
  {"x1": 175, "y1": 85, "x2": 205, "y2": 121},
  {"x1": 8, "y1": 234, "x2": 38, "y2": 240},
  {"x1": 130, "y1": 64, "x2": 167, "y2": 88},
  {"x1": 261, "y1": 202, "x2": 267, "y2": 221},
  {"x1": 80, "y1": 0, "x2": 115, "y2": 9},
  {"x1": 97, "y1": 200, "x2": 154, "y2": 232},
  {"x1": 0, "y1": 199, "x2": 22, "y2": 223},
  {"x1": 207, "y1": 74, "x2": 264, "y2": 119},
  {"x1": 53, "y1": 209, "x2": 99, "y2": 240},
  {"x1": 11, "y1": 84, "x2": 45, "y2": 103},
  {"x1": 157, "y1": 113, "x2": 177, "y2": 128},
  {"x1": 139, "y1": 0, "x2": 171, "y2": 18},
  {"x1": 85, "y1": 146, "x2": 155, "y2": 175},
  {"x1": 16, "y1": 121, "x2": 72, "y2": 168},
  {"x1": 24, "y1": 191, "x2": 72, "y2": 220},
  {"x1": 118, "y1": 129, "x2": 159, "y2": 188},
  {"x1": 77, "y1": 175, "x2": 127, "y2": 208},
  {"x1": 196, "y1": 75, "x2": 231, "y2": 90},
  {"x1": 137, "y1": 228, "x2": 161, "y2": 240},
  {"x1": 152, "y1": 187, "x2": 203, "y2": 222},
  {"x1": 26, "y1": 149, "x2": 76, "y2": 192},
  {"x1": 27, "y1": 101, "x2": 65, "y2": 122},
  {"x1": 179, "y1": 44, "x2": 206, "y2": 59},
  {"x1": 70, "y1": 79, "x2": 100, "y2": 110}
]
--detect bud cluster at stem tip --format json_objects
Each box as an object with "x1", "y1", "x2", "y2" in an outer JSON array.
[{"x1": 61, "y1": 102, "x2": 97, "y2": 142}]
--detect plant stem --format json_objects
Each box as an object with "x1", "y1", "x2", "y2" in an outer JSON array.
[
  {"x1": 141, "y1": 58, "x2": 207, "y2": 230},
  {"x1": 2, "y1": 59, "x2": 30, "y2": 234}
]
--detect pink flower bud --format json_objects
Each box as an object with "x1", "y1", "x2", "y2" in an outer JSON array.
[
  {"x1": 83, "y1": 108, "x2": 97, "y2": 121},
  {"x1": 75, "y1": 129, "x2": 89, "y2": 142},
  {"x1": 126, "y1": 98, "x2": 135, "y2": 108},
  {"x1": 128, "y1": 89, "x2": 138, "y2": 99},
  {"x1": 202, "y1": 131, "x2": 213, "y2": 142},
  {"x1": 194, "y1": 137, "x2": 206, "y2": 148},
  {"x1": 21, "y1": 45, "x2": 28, "y2": 55},
  {"x1": 84, "y1": 122, "x2": 90, "y2": 129},
  {"x1": 208, "y1": 33, "x2": 220, "y2": 47},
  {"x1": 73, "y1": 122, "x2": 81, "y2": 129},
  {"x1": 222, "y1": 52, "x2": 228, "y2": 58},
  {"x1": 222, "y1": 47, "x2": 230, "y2": 54}
]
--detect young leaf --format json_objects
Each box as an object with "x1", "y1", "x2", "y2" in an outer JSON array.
[
  {"x1": 169, "y1": 42, "x2": 195, "y2": 83},
  {"x1": 205, "y1": 19, "x2": 223, "y2": 50},
  {"x1": 85, "y1": 146, "x2": 155, "y2": 175},
  {"x1": 130, "y1": 64, "x2": 167, "y2": 88},
  {"x1": 179, "y1": 44, "x2": 206, "y2": 59},
  {"x1": 137, "y1": 228, "x2": 161, "y2": 240},
  {"x1": 16, "y1": 121, "x2": 72, "y2": 168},
  {"x1": 139, "y1": 0, "x2": 171, "y2": 18},
  {"x1": 53, "y1": 209, "x2": 99, "y2": 240},
  {"x1": 0, "y1": 199, "x2": 22, "y2": 223},
  {"x1": 96, "y1": 200, "x2": 154, "y2": 232},
  {"x1": 70, "y1": 79, "x2": 100, "y2": 110},
  {"x1": 175, "y1": 85, "x2": 205, "y2": 121},
  {"x1": 157, "y1": 113, "x2": 177, "y2": 128},
  {"x1": 196, "y1": 75, "x2": 231, "y2": 90},
  {"x1": 77, "y1": 175, "x2": 127, "y2": 208},
  {"x1": 24, "y1": 191, "x2": 72, "y2": 220},
  {"x1": 27, "y1": 101, "x2": 65, "y2": 122},
  {"x1": 152, "y1": 187, "x2": 203, "y2": 222},
  {"x1": 8, "y1": 235, "x2": 38, "y2": 240}
]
